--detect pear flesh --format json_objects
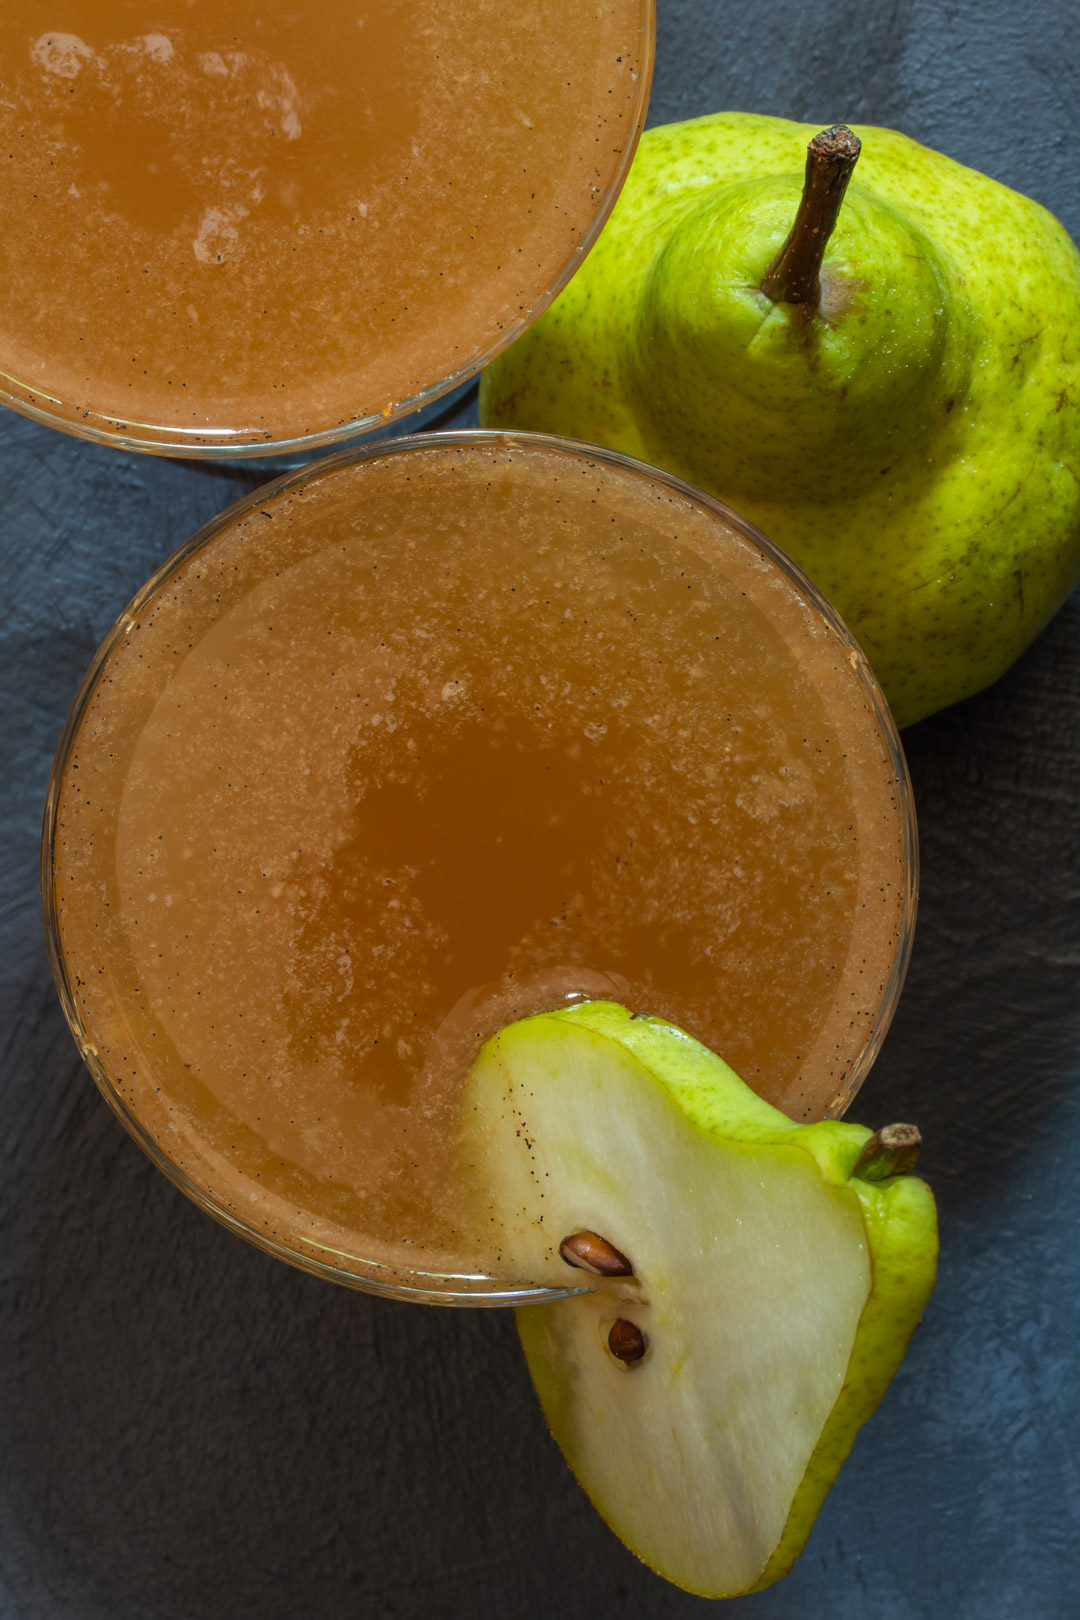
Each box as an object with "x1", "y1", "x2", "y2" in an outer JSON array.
[{"x1": 463, "y1": 1001, "x2": 937, "y2": 1597}]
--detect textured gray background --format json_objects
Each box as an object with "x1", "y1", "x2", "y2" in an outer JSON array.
[{"x1": 3, "y1": 1, "x2": 1079, "y2": 1615}]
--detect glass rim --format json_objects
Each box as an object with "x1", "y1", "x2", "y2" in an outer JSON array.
[
  {"x1": 1, "y1": 4, "x2": 655, "y2": 461},
  {"x1": 41, "y1": 428, "x2": 918, "y2": 1305}
]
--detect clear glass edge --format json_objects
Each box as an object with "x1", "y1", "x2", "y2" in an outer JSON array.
[
  {"x1": 2, "y1": 5, "x2": 656, "y2": 460},
  {"x1": 40, "y1": 427, "x2": 919, "y2": 1306}
]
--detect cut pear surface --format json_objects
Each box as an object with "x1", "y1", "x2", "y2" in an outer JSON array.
[{"x1": 462, "y1": 1001, "x2": 937, "y2": 1598}]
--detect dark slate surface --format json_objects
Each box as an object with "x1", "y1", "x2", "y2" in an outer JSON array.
[{"x1": 2, "y1": 2, "x2": 1079, "y2": 1615}]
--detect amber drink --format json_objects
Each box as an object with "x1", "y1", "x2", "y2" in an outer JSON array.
[
  {"x1": 45, "y1": 435, "x2": 916, "y2": 1300},
  {"x1": 0, "y1": 2, "x2": 651, "y2": 453}
]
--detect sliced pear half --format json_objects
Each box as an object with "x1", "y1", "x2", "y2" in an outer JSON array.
[{"x1": 462, "y1": 1000, "x2": 937, "y2": 1598}]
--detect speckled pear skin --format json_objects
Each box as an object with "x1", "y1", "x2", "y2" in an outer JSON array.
[{"x1": 480, "y1": 112, "x2": 1080, "y2": 727}]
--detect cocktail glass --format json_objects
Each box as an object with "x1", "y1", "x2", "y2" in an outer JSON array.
[
  {"x1": 42, "y1": 432, "x2": 917, "y2": 1303},
  {"x1": 0, "y1": 2, "x2": 653, "y2": 460}
]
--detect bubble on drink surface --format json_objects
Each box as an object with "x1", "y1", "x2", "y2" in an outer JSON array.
[
  {"x1": 31, "y1": 33, "x2": 95, "y2": 78},
  {"x1": 134, "y1": 34, "x2": 175, "y2": 65}
]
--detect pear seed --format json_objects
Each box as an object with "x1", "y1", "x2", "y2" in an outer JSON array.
[
  {"x1": 607, "y1": 1318, "x2": 647, "y2": 1366},
  {"x1": 559, "y1": 1230, "x2": 634, "y2": 1277}
]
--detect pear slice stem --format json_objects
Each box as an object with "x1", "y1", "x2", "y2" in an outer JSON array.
[
  {"x1": 760, "y1": 124, "x2": 861, "y2": 308},
  {"x1": 852, "y1": 1123, "x2": 923, "y2": 1181}
]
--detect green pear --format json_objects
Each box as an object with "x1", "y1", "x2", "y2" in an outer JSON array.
[
  {"x1": 462, "y1": 1000, "x2": 937, "y2": 1597},
  {"x1": 480, "y1": 112, "x2": 1080, "y2": 726}
]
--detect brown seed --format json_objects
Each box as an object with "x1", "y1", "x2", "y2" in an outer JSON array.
[
  {"x1": 559, "y1": 1230, "x2": 634, "y2": 1278},
  {"x1": 608, "y1": 1318, "x2": 647, "y2": 1365}
]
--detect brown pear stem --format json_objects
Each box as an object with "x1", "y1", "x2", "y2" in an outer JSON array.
[
  {"x1": 852, "y1": 1124, "x2": 923, "y2": 1182},
  {"x1": 760, "y1": 124, "x2": 861, "y2": 308}
]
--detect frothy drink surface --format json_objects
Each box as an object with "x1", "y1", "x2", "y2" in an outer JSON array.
[
  {"x1": 52, "y1": 443, "x2": 909, "y2": 1283},
  {"x1": 0, "y1": 1, "x2": 646, "y2": 444}
]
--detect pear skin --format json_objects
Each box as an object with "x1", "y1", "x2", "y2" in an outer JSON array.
[{"x1": 481, "y1": 112, "x2": 1080, "y2": 726}]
